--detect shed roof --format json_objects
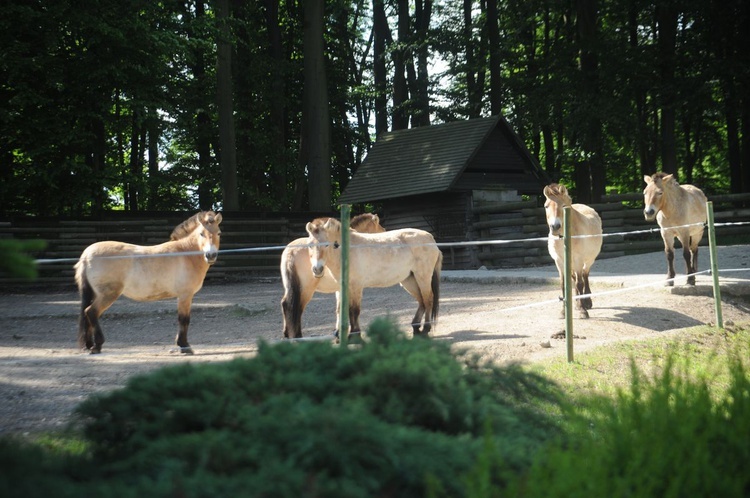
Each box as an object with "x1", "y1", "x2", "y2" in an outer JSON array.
[{"x1": 339, "y1": 115, "x2": 548, "y2": 203}]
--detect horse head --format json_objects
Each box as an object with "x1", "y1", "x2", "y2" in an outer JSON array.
[
  {"x1": 305, "y1": 217, "x2": 341, "y2": 278},
  {"x1": 195, "y1": 212, "x2": 222, "y2": 264},
  {"x1": 351, "y1": 213, "x2": 386, "y2": 233},
  {"x1": 543, "y1": 183, "x2": 573, "y2": 236},
  {"x1": 643, "y1": 173, "x2": 675, "y2": 221}
]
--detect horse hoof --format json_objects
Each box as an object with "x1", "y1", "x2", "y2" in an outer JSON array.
[
  {"x1": 665, "y1": 280, "x2": 675, "y2": 287},
  {"x1": 578, "y1": 310, "x2": 590, "y2": 319},
  {"x1": 89, "y1": 349, "x2": 101, "y2": 355},
  {"x1": 180, "y1": 347, "x2": 194, "y2": 355}
]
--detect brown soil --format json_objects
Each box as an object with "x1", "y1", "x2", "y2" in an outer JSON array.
[{"x1": 2, "y1": 249, "x2": 750, "y2": 436}]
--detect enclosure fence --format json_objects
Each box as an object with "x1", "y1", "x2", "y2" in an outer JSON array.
[{"x1": 15, "y1": 199, "x2": 750, "y2": 361}]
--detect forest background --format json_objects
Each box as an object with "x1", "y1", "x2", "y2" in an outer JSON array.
[{"x1": 1, "y1": 0, "x2": 748, "y2": 217}]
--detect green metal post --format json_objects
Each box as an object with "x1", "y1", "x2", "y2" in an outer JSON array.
[
  {"x1": 338, "y1": 205, "x2": 351, "y2": 346},
  {"x1": 706, "y1": 202, "x2": 723, "y2": 329},
  {"x1": 563, "y1": 206, "x2": 574, "y2": 362}
]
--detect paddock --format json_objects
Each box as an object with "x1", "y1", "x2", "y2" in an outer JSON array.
[{"x1": 1, "y1": 245, "x2": 749, "y2": 436}]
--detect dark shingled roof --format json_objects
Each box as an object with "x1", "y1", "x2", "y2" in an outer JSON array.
[{"x1": 339, "y1": 115, "x2": 548, "y2": 203}]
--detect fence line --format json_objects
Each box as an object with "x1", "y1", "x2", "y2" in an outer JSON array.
[{"x1": 29, "y1": 220, "x2": 750, "y2": 265}]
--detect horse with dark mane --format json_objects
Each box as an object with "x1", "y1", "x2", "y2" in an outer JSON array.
[
  {"x1": 305, "y1": 217, "x2": 442, "y2": 337},
  {"x1": 75, "y1": 211, "x2": 222, "y2": 354},
  {"x1": 280, "y1": 213, "x2": 385, "y2": 338},
  {"x1": 543, "y1": 183, "x2": 603, "y2": 319},
  {"x1": 643, "y1": 173, "x2": 707, "y2": 285}
]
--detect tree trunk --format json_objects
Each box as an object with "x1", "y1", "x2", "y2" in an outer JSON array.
[
  {"x1": 147, "y1": 108, "x2": 159, "y2": 211},
  {"x1": 656, "y1": 1, "x2": 678, "y2": 176},
  {"x1": 264, "y1": 0, "x2": 288, "y2": 207},
  {"x1": 392, "y1": 0, "x2": 409, "y2": 130},
  {"x1": 373, "y1": 0, "x2": 389, "y2": 137},
  {"x1": 486, "y1": 0, "x2": 502, "y2": 115},
  {"x1": 412, "y1": 0, "x2": 431, "y2": 127},
  {"x1": 128, "y1": 107, "x2": 141, "y2": 211},
  {"x1": 216, "y1": 0, "x2": 239, "y2": 211},
  {"x1": 302, "y1": 0, "x2": 331, "y2": 211},
  {"x1": 576, "y1": 0, "x2": 604, "y2": 202}
]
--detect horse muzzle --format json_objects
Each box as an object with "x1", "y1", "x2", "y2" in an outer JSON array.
[
  {"x1": 311, "y1": 262, "x2": 325, "y2": 278},
  {"x1": 205, "y1": 251, "x2": 218, "y2": 265},
  {"x1": 643, "y1": 207, "x2": 657, "y2": 221}
]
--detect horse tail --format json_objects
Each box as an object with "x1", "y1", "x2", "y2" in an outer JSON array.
[
  {"x1": 280, "y1": 248, "x2": 303, "y2": 338},
  {"x1": 431, "y1": 251, "x2": 442, "y2": 324},
  {"x1": 75, "y1": 259, "x2": 94, "y2": 348}
]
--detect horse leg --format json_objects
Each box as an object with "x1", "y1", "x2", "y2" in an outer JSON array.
[
  {"x1": 574, "y1": 272, "x2": 589, "y2": 319},
  {"x1": 581, "y1": 269, "x2": 593, "y2": 310},
  {"x1": 176, "y1": 296, "x2": 194, "y2": 354},
  {"x1": 400, "y1": 274, "x2": 427, "y2": 336},
  {"x1": 683, "y1": 233, "x2": 701, "y2": 285},
  {"x1": 345, "y1": 287, "x2": 364, "y2": 339},
  {"x1": 84, "y1": 291, "x2": 119, "y2": 354},
  {"x1": 77, "y1": 274, "x2": 96, "y2": 351},
  {"x1": 663, "y1": 237, "x2": 676, "y2": 286}
]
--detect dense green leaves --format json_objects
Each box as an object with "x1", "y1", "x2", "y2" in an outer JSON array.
[{"x1": 1, "y1": 0, "x2": 747, "y2": 216}]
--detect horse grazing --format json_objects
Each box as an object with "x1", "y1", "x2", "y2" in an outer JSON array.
[
  {"x1": 643, "y1": 173, "x2": 707, "y2": 286},
  {"x1": 75, "y1": 211, "x2": 222, "y2": 354},
  {"x1": 305, "y1": 217, "x2": 442, "y2": 337},
  {"x1": 543, "y1": 184, "x2": 603, "y2": 319},
  {"x1": 280, "y1": 213, "x2": 386, "y2": 338}
]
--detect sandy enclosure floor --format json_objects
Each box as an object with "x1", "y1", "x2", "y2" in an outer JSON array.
[{"x1": 1, "y1": 246, "x2": 749, "y2": 435}]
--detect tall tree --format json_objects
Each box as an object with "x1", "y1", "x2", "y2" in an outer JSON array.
[
  {"x1": 215, "y1": 0, "x2": 239, "y2": 211},
  {"x1": 302, "y1": 0, "x2": 331, "y2": 211}
]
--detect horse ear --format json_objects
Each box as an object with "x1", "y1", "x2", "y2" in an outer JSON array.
[
  {"x1": 543, "y1": 185, "x2": 552, "y2": 198},
  {"x1": 214, "y1": 213, "x2": 223, "y2": 225},
  {"x1": 663, "y1": 174, "x2": 675, "y2": 184},
  {"x1": 305, "y1": 222, "x2": 315, "y2": 236},
  {"x1": 558, "y1": 184, "x2": 568, "y2": 196},
  {"x1": 323, "y1": 218, "x2": 338, "y2": 231},
  {"x1": 644, "y1": 175, "x2": 652, "y2": 184},
  {"x1": 372, "y1": 214, "x2": 380, "y2": 224}
]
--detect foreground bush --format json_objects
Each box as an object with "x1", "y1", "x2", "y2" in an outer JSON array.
[
  {"x1": 1, "y1": 318, "x2": 561, "y2": 497},
  {"x1": 515, "y1": 355, "x2": 750, "y2": 498}
]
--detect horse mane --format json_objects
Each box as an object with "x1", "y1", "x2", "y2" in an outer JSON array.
[
  {"x1": 351, "y1": 213, "x2": 381, "y2": 231},
  {"x1": 170, "y1": 211, "x2": 218, "y2": 240},
  {"x1": 648, "y1": 171, "x2": 678, "y2": 188},
  {"x1": 544, "y1": 183, "x2": 573, "y2": 206}
]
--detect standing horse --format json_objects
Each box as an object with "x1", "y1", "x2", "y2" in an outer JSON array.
[
  {"x1": 643, "y1": 173, "x2": 707, "y2": 285},
  {"x1": 75, "y1": 211, "x2": 222, "y2": 354},
  {"x1": 305, "y1": 217, "x2": 442, "y2": 337},
  {"x1": 281, "y1": 213, "x2": 385, "y2": 338},
  {"x1": 543, "y1": 184, "x2": 603, "y2": 319}
]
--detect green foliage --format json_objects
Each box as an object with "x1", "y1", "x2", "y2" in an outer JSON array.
[
  {"x1": 68, "y1": 318, "x2": 559, "y2": 497},
  {"x1": 0, "y1": 239, "x2": 46, "y2": 279},
  {"x1": 515, "y1": 354, "x2": 750, "y2": 498}
]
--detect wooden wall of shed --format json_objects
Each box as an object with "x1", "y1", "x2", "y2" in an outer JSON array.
[{"x1": 379, "y1": 192, "x2": 477, "y2": 270}]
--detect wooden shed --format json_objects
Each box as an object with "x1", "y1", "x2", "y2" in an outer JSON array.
[{"x1": 338, "y1": 115, "x2": 550, "y2": 269}]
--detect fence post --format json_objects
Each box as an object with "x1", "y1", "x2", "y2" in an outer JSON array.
[
  {"x1": 563, "y1": 206, "x2": 574, "y2": 362},
  {"x1": 338, "y1": 205, "x2": 351, "y2": 345},
  {"x1": 706, "y1": 201, "x2": 723, "y2": 329}
]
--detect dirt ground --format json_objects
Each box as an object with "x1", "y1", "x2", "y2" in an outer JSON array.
[{"x1": 1, "y1": 246, "x2": 749, "y2": 436}]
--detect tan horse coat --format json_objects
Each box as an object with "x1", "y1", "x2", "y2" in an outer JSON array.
[
  {"x1": 280, "y1": 214, "x2": 385, "y2": 338},
  {"x1": 544, "y1": 184, "x2": 603, "y2": 318},
  {"x1": 305, "y1": 218, "x2": 442, "y2": 337},
  {"x1": 643, "y1": 173, "x2": 707, "y2": 285},
  {"x1": 75, "y1": 212, "x2": 222, "y2": 354}
]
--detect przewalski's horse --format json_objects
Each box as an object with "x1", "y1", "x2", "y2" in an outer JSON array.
[
  {"x1": 75, "y1": 211, "x2": 222, "y2": 354},
  {"x1": 543, "y1": 184, "x2": 603, "y2": 319},
  {"x1": 305, "y1": 217, "x2": 442, "y2": 337},
  {"x1": 280, "y1": 213, "x2": 385, "y2": 338},
  {"x1": 643, "y1": 173, "x2": 707, "y2": 286}
]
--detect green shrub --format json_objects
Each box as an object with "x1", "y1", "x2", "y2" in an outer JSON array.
[
  {"x1": 65, "y1": 317, "x2": 560, "y2": 497},
  {"x1": 515, "y1": 355, "x2": 750, "y2": 498}
]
